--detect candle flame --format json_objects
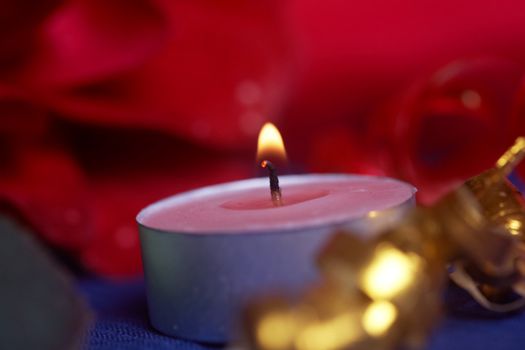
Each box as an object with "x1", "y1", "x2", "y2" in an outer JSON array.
[{"x1": 257, "y1": 122, "x2": 287, "y2": 163}]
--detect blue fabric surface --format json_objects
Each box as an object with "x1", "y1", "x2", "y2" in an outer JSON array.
[
  {"x1": 79, "y1": 278, "x2": 525, "y2": 350},
  {"x1": 78, "y1": 279, "x2": 219, "y2": 350}
]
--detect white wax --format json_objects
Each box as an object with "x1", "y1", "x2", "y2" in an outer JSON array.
[
  {"x1": 137, "y1": 174, "x2": 416, "y2": 342},
  {"x1": 138, "y1": 174, "x2": 416, "y2": 233}
]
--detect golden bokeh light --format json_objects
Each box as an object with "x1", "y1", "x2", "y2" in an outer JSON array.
[
  {"x1": 368, "y1": 211, "x2": 379, "y2": 219},
  {"x1": 362, "y1": 300, "x2": 398, "y2": 337},
  {"x1": 361, "y1": 243, "x2": 420, "y2": 300},
  {"x1": 294, "y1": 313, "x2": 360, "y2": 350},
  {"x1": 256, "y1": 311, "x2": 297, "y2": 350},
  {"x1": 505, "y1": 218, "x2": 522, "y2": 236}
]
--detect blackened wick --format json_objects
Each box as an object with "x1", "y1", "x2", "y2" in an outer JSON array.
[{"x1": 261, "y1": 160, "x2": 282, "y2": 206}]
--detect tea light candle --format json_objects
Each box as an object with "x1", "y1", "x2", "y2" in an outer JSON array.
[{"x1": 136, "y1": 125, "x2": 416, "y2": 343}]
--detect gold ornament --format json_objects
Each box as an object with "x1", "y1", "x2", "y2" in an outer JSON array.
[
  {"x1": 240, "y1": 137, "x2": 525, "y2": 350},
  {"x1": 444, "y1": 137, "x2": 525, "y2": 311},
  {"x1": 242, "y1": 213, "x2": 446, "y2": 350}
]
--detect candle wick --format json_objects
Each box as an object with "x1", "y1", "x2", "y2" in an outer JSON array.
[{"x1": 261, "y1": 160, "x2": 283, "y2": 206}]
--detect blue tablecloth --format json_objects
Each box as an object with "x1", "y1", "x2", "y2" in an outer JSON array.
[
  {"x1": 79, "y1": 278, "x2": 217, "y2": 350},
  {"x1": 79, "y1": 278, "x2": 525, "y2": 350}
]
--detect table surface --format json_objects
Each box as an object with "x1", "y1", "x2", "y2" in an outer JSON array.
[{"x1": 79, "y1": 278, "x2": 525, "y2": 350}]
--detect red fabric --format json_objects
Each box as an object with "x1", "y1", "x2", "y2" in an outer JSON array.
[{"x1": 2, "y1": 0, "x2": 525, "y2": 276}]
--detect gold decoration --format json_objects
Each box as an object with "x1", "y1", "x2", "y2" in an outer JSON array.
[
  {"x1": 243, "y1": 219, "x2": 446, "y2": 350},
  {"x1": 444, "y1": 137, "x2": 525, "y2": 310},
  {"x1": 243, "y1": 284, "x2": 369, "y2": 350},
  {"x1": 495, "y1": 136, "x2": 525, "y2": 176},
  {"x1": 241, "y1": 137, "x2": 525, "y2": 349}
]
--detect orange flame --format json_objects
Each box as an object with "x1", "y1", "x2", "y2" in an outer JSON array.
[{"x1": 257, "y1": 122, "x2": 287, "y2": 163}]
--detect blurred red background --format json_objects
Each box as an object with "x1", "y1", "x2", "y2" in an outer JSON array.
[{"x1": 2, "y1": 0, "x2": 525, "y2": 276}]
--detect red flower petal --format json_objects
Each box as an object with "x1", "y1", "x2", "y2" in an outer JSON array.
[
  {"x1": 23, "y1": 0, "x2": 291, "y2": 149},
  {"x1": 16, "y1": 0, "x2": 168, "y2": 87},
  {"x1": 0, "y1": 0, "x2": 62, "y2": 75}
]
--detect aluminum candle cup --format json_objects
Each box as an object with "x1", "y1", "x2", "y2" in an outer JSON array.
[{"x1": 137, "y1": 174, "x2": 416, "y2": 343}]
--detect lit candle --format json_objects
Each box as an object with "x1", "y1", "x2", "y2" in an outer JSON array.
[{"x1": 137, "y1": 123, "x2": 416, "y2": 342}]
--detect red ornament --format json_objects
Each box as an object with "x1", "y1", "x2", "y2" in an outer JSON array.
[{"x1": 369, "y1": 58, "x2": 524, "y2": 203}]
